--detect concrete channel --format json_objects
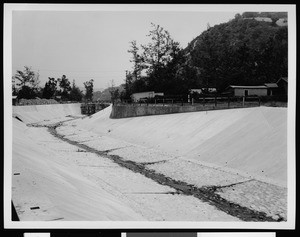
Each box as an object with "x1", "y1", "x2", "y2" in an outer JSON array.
[{"x1": 34, "y1": 120, "x2": 282, "y2": 222}]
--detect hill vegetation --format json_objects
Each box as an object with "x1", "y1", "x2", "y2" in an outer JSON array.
[
  {"x1": 123, "y1": 12, "x2": 288, "y2": 100},
  {"x1": 186, "y1": 13, "x2": 287, "y2": 91},
  {"x1": 12, "y1": 67, "x2": 94, "y2": 103}
]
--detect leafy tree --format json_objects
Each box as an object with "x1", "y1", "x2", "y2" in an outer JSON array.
[
  {"x1": 12, "y1": 77, "x2": 18, "y2": 96},
  {"x1": 188, "y1": 15, "x2": 287, "y2": 91},
  {"x1": 12, "y1": 66, "x2": 40, "y2": 99},
  {"x1": 13, "y1": 66, "x2": 40, "y2": 88},
  {"x1": 141, "y1": 23, "x2": 181, "y2": 75},
  {"x1": 83, "y1": 79, "x2": 94, "y2": 102},
  {"x1": 108, "y1": 80, "x2": 120, "y2": 104},
  {"x1": 242, "y1": 12, "x2": 259, "y2": 18},
  {"x1": 17, "y1": 86, "x2": 37, "y2": 99},
  {"x1": 57, "y1": 75, "x2": 71, "y2": 100},
  {"x1": 128, "y1": 40, "x2": 145, "y2": 81},
  {"x1": 69, "y1": 80, "x2": 83, "y2": 102},
  {"x1": 122, "y1": 71, "x2": 134, "y2": 101},
  {"x1": 125, "y1": 23, "x2": 184, "y2": 95},
  {"x1": 42, "y1": 77, "x2": 57, "y2": 99}
]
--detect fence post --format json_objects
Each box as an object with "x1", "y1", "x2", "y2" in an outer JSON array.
[
  {"x1": 203, "y1": 96, "x2": 205, "y2": 106},
  {"x1": 242, "y1": 96, "x2": 245, "y2": 107},
  {"x1": 258, "y1": 97, "x2": 261, "y2": 106},
  {"x1": 215, "y1": 95, "x2": 217, "y2": 107},
  {"x1": 192, "y1": 98, "x2": 194, "y2": 106},
  {"x1": 228, "y1": 96, "x2": 230, "y2": 108}
]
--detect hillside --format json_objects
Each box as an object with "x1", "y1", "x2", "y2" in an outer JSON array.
[{"x1": 185, "y1": 12, "x2": 288, "y2": 91}]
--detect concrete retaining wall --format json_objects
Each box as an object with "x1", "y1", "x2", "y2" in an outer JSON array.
[
  {"x1": 110, "y1": 104, "x2": 218, "y2": 118},
  {"x1": 110, "y1": 102, "x2": 263, "y2": 118}
]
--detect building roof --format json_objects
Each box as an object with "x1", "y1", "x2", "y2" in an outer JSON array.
[
  {"x1": 227, "y1": 85, "x2": 267, "y2": 89},
  {"x1": 277, "y1": 77, "x2": 288, "y2": 83},
  {"x1": 132, "y1": 91, "x2": 155, "y2": 95},
  {"x1": 190, "y1": 89, "x2": 202, "y2": 92},
  {"x1": 264, "y1": 83, "x2": 278, "y2": 88},
  {"x1": 12, "y1": 95, "x2": 17, "y2": 99}
]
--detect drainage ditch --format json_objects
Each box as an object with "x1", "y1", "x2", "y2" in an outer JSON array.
[{"x1": 31, "y1": 121, "x2": 282, "y2": 222}]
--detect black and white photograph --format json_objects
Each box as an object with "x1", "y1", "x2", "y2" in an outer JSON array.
[{"x1": 3, "y1": 4, "x2": 296, "y2": 229}]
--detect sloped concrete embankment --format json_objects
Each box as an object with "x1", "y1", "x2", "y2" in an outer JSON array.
[
  {"x1": 12, "y1": 118, "x2": 241, "y2": 221},
  {"x1": 57, "y1": 111, "x2": 287, "y2": 221},
  {"x1": 12, "y1": 118, "x2": 145, "y2": 221},
  {"x1": 11, "y1": 104, "x2": 288, "y2": 221},
  {"x1": 77, "y1": 105, "x2": 287, "y2": 187},
  {"x1": 12, "y1": 103, "x2": 82, "y2": 124}
]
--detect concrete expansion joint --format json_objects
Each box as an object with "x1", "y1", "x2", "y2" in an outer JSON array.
[
  {"x1": 102, "y1": 146, "x2": 133, "y2": 154},
  {"x1": 203, "y1": 179, "x2": 256, "y2": 192},
  {"x1": 141, "y1": 156, "x2": 180, "y2": 166},
  {"x1": 25, "y1": 116, "x2": 81, "y2": 128},
  {"x1": 77, "y1": 138, "x2": 98, "y2": 143},
  {"x1": 42, "y1": 119, "x2": 286, "y2": 223},
  {"x1": 140, "y1": 159, "x2": 170, "y2": 165},
  {"x1": 124, "y1": 191, "x2": 179, "y2": 195}
]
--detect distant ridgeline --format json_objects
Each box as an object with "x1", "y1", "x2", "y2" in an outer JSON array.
[
  {"x1": 93, "y1": 85, "x2": 125, "y2": 102},
  {"x1": 184, "y1": 11, "x2": 288, "y2": 92}
]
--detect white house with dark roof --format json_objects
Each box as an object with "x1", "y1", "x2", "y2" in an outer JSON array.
[
  {"x1": 131, "y1": 91, "x2": 164, "y2": 102},
  {"x1": 226, "y1": 85, "x2": 268, "y2": 97}
]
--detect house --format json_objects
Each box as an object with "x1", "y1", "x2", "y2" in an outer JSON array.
[
  {"x1": 264, "y1": 83, "x2": 279, "y2": 96},
  {"x1": 226, "y1": 85, "x2": 268, "y2": 97},
  {"x1": 131, "y1": 91, "x2": 164, "y2": 102},
  {"x1": 276, "y1": 77, "x2": 288, "y2": 95}
]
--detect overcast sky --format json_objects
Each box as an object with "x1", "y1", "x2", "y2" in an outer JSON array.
[{"x1": 12, "y1": 7, "x2": 240, "y2": 91}]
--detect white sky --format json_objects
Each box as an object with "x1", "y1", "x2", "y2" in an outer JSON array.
[{"x1": 12, "y1": 7, "x2": 239, "y2": 90}]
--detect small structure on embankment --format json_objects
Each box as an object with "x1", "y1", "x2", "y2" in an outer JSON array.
[
  {"x1": 131, "y1": 91, "x2": 164, "y2": 102},
  {"x1": 81, "y1": 103, "x2": 110, "y2": 115}
]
